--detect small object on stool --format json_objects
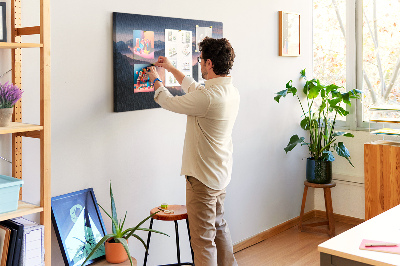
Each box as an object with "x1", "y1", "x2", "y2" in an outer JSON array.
[
  {"x1": 158, "y1": 207, "x2": 174, "y2": 214},
  {"x1": 298, "y1": 181, "x2": 336, "y2": 237},
  {"x1": 161, "y1": 203, "x2": 168, "y2": 209},
  {"x1": 143, "y1": 205, "x2": 194, "y2": 266}
]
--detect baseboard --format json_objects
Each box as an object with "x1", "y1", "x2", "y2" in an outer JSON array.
[
  {"x1": 233, "y1": 210, "x2": 365, "y2": 253},
  {"x1": 233, "y1": 210, "x2": 315, "y2": 253},
  {"x1": 314, "y1": 210, "x2": 364, "y2": 226}
]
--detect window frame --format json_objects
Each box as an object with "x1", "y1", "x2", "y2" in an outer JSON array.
[{"x1": 315, "y1": 0, "x2": 400, "y2": 131}]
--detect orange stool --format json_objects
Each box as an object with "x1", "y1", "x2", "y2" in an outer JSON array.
[
  {"x1": 298, "y1": 181, "x2": 336, "y2": 237},
  {"x1": 143, "y1": 205, "x2": 194, "y2": 266}
]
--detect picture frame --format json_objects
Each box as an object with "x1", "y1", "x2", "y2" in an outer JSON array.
[
  {"x1": 279, "y1": 11, "x2": 300, "y2": 56},
  {"x1": 51, "y1": 188, "x2": 107, "y2": 266},
  {"x1": 0, "y1": 2, "x2": 6, "y2": 42}
]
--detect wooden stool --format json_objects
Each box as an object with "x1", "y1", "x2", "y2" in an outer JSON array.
[
  {"x1": 143, "y1": 205, "x2": 194, "y2": 266},
  {"x1": 298, "y1": 181, "x2": 336, "y2": 237}
]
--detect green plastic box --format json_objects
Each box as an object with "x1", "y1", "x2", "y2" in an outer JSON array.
[{"x1": 0, "y1": 175, "x2": 24, "y2": 214}]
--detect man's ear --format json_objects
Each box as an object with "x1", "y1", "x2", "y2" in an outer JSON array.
[{"x1": 206, "y1": 59, "x2": 213, "y2": 69}]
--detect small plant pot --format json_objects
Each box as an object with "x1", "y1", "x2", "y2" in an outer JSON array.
[
  {"x1": 0, "y1": 108, "x2": 13, "y2": 127},
  {"x1": 306, "y1": 158, "x2": 332, "y2": 184},
  {"x1": 105, "y1": 238, "x2": 128, "y2": 264}
]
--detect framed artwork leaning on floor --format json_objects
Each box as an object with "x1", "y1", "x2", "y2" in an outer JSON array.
[{"x1": 51, "y1": 188, "x2": 107, "y2": 266}]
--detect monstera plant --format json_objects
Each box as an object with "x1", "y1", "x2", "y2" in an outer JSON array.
[{"x1": 274, "y1": 69, "x2": 362, "y2": 183}]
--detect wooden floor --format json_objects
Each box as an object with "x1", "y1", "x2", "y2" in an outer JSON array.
[{"x1": 234, "y1": 217, "x2": 354, "y2": 266}]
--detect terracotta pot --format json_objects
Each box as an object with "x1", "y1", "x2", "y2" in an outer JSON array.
[
  {"x1": 105, "y1": 238, "x2": 128, "y2": 264},
  {"x1": 0, "y1": 108, "x2": 13, "y2": 127}
]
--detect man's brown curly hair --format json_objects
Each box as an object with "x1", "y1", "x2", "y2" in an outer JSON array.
[{"x1": 199, "y1": 37, "x2": 235, "y2": 75}]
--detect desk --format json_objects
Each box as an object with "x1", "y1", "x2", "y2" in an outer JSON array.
[{"x1": 318, "y1": 205, "x2": 400, "y2": 265}]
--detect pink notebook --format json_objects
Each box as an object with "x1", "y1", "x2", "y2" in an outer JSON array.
[{"x1": 359, "y1": 239, "x2": 400, "y2": 255}]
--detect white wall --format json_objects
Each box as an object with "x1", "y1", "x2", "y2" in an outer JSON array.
[{"x1": 0, "y1": 0, "x2": 315, "y2": 265}]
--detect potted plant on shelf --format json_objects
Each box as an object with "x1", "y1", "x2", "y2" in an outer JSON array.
[
  {"x1": 0, "y1": 82, "x2": 23, "y2": 127},
  {"x1": 274, "y1": 69, "x2": 362, "y2": 184},
  {"x1": 82, "y1": 183, "x2": 168, "y2": 266}
]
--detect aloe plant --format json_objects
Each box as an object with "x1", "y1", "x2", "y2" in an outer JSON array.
[
  {"x1": 274, "y1": 69, "x2": 362, "y2": 166},
  {"x1": 81, "y1": 183, "x2": 168, "y2": 266}
]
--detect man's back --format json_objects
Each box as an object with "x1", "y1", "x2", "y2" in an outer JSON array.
[{"x1": 182, "y1": 76, "x2": 240, "y2": 190}]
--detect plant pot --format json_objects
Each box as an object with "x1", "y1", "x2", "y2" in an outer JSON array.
[
  {"x1": 306, "y1": 158, "x2": 332, "y2": 184},
  {"x1": 105, "y1": 238, "x2": 128, "y2": 264},
  {"x1": 0, "y1": 108, "x2": 13, "y2": 127}
]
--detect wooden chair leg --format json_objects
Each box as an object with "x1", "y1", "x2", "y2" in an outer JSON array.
[
  {"x1": 298, "y1": 185, "x2": 308, "y2": 231},
  {"x1": 324, "y1": 187, "x2": 335, "y2": 237}
]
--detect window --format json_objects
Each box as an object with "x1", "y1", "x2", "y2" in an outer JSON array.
[
  {"x1": 313, "y1": 0, "x2": 347, "y2": 122},
  {"x1": 362, "y1": 0, "x2": 400, "y2": 123},
  {"x1": 313, "y1": 0, "x2": 400, "y2": 130}
]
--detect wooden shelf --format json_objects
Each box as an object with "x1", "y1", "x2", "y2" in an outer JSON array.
[
  {"x1": 369, "y1": 105, "x2": 400, "y2": 111},
  {"x1": 0, "y1": 122, "x2": 42, "y2": 134},
  {"x1": 0, "y1": 42, "x2": 43, "y2": 49},
  {"x1": 0, "y1": 201, "x2": 43, "y2": 221},
  {"x1": 370, "y1": 128, "x2": 400, "y2": 136},
  {"x1": 370, "y1": 118, "x2": 400, "y2": 123}
]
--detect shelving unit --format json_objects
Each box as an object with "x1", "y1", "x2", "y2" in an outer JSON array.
[
  {"x1": 364, "y1": 140, "x2": 400, "y2": 220},
  {"x1": 365, "y1": 106, "x2": 400, "y2": 220},
  {"x1": 0, "y1": 0, "x2": 51, "y2": 265}
]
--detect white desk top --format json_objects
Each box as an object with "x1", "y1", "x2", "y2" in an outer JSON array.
[{"x1": 318, "y1": 205, "x2": 400, "y2": 266}]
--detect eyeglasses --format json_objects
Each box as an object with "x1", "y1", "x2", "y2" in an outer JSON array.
[{"x1": 197, "y1": 56, "x2": 203, "y2": 63}]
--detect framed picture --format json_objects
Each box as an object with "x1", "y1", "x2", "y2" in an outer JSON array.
[
  {"x1": 0, "y1": 2, "x2": 6, "y2": 42},
  {"x1": 51, "y1": 188, "x2": 107, "y2": 266},
  {"x1": 279, "y1": 11, "x2": 300, "y2": 56}
]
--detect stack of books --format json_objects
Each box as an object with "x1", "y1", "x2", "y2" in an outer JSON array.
[
  {"x1": 0, "y1": 217, "x2": 44, "y2": 266},
  {"x1": 370, "y1": 128, "x2": 400, "y2": 135}
]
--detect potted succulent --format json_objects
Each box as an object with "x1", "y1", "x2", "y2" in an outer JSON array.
[
  {"x1": 274, "y1": 69, "x2": 362, "y2": 183},
  {"x1": 0, "y1": 82, "x2": 23, "y2": 127},
  {"x1": 82, "y1": 183, "x2": 168, "y2": 266}
]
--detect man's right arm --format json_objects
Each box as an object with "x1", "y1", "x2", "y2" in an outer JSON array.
[
  {"x1": 155, "y1": 56, "x2": 204, "y2": 93},
  {"x1": 155, "y1": 56, "x2": 185, "y2": 85}
]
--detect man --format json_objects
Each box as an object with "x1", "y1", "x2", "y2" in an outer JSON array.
[{"x1": 144, "y1": 37, "x2": 239, "y2": 266}]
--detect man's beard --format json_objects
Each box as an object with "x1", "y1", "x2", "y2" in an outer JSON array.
[{"x1": 201, "y1": 70, "x2": 208, "y2": 80}]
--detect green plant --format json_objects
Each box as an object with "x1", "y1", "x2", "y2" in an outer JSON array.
[
  {"x1": 81, "y1": 183, "x2": 168, "y2": 266},
  {"x1": 274, "y1": 69, "x2": 362, "y2": 166}
]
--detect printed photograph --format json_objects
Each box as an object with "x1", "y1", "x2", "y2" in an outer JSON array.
[
  {"x1": 133, "y1": 30, "x2": 154, "y2": 60},
  {"x1": 196, "y1": 26, "x2": 212, "y2": 51},
  {"x1": 134, "y1": 64, "x2": 155, "y2": 93}
]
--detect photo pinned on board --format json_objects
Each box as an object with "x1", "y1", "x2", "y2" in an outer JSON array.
[
  {"x1": 134, "y1": 64, "x2": 155, "y2": 93},
  {"x1": 133, "y1": 30, "x2": 155, "y2": 60},
  {"x1": 195, "y1": 25, "x2": 212, "y2": 52}
]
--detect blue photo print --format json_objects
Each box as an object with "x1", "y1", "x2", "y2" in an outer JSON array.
[
  {"x1": 51, "y1": 188, "x2": 107, "y2": 266},
  {"x1": 134, "y1": 64, "x2": 154, "y2": 93}
]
